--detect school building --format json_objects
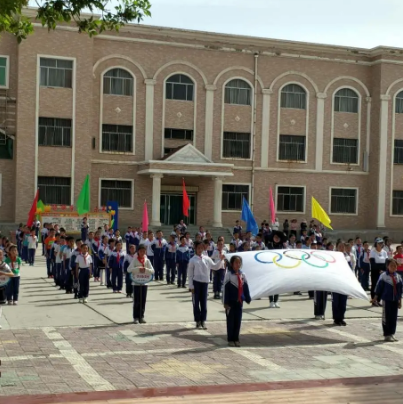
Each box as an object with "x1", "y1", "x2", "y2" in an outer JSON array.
[{"x1": 1, "y1": 8, "x2": 403, "y2": 231}]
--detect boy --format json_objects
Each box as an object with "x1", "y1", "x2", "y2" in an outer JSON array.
[
  {"x1": 108, "y1": 241, "x2": 125, "y2": 293},
  {"x1": 70, "y1": 239, "x2": 82, "y2": 299},
  {"x1": 63, "y1": 237, "x2": 75, "y2": 294},
  {"x1": 22, "y1": 227, "x2": 30, "y2": 264},
  {"x1": 44, "y1": 228, "x2": 56, "y2": 278},
  {"x1": 76, "y1": 243, "x2": 93, "y2": 303},
  {"x1": 125, "y1": 227, "x2": 133, "y2": 252},
  {"x1": 81, "y1": 217, "x2": 89, "y2": 242},
  {"x1": 27, "y1": 228, "x2": 38, "y2": 266},
  {"x1": 394, "y1": 245, "x2": 403, "y2": 280},
  {"x1": 92, "y1": 231, "x2": 102, "y2": 282},
  {"x1": 41, "y1": 223, "x2": 48, "y2": 256},
  {"x1": 166, "y1": 235, "x2": 177, "y2": 285},
  {"x1": 97, "y1": 235, "x2": 108, "y2": 286},
  {"x1": 233, "y1": 220, "x2": 242, "y2": 235},
  {"x1": 360, "y1": 241, "x2": 371, "y2": 291},
  {"x1": 152, "y1": 230, "x2": 167, "y2": 281},
  {"x1": 144, "y1": 231, "x2": 155, "y2": 266},
  {"x1": 211, "y1": 240, "x2": 228, "y2": 299},
  {"x1": 176, "y1": 236, "x2": 190, "y2": 288},
  {"x1": 5, "y1": 245, "x2": 22, "y2": 305},
  {"x1": 54, "y1": 236, "x2": 65, "y2": 289},
  {"x1": 124, "y1": 245, "x2": 136, "y2": 297},
  {"x1": 104, "y1": 238, "x2": 115, "y2": 288}
]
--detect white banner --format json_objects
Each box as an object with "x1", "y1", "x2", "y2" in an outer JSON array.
[{"x1": 225, "y1": 250, "x2": 368, "y2": 300}]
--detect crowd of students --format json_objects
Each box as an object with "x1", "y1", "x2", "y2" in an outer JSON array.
[{"x1": 0, "y1": 218, "x2": 402, "y2": 344}]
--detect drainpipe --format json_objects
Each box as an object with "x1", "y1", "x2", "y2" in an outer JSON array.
[{"x1": 251, "y1": 52, "x2": 259, "y2": 212}]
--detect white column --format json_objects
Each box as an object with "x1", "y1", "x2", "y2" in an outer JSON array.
[
  {"x1": 204, "y1": 85, "x2": 216, "y2": 160},
  {"x1": 212, "y1": 177, "x2": 223, "y2": 227},
  {"x1": 150, "y1": 174, "x2": 163, "y2": 226},
  {"x1": 261, "y1": 89, "x2": 273, "y2": 168},
  {"x1": 377, "y1": 94, "x2": 390, "y2": 228},
  {"x1": 315, "y1": 92, "x2": 327, "y2": 171},
  {"x1": 144, "y1": 79, "x2": 156, "y2": 161}
]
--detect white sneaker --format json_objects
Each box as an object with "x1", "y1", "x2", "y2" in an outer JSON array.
[
  {"x1": 275, "y1": 303, "x2": 280, "y2": 308},
  {"x1": 84, "y1": 298, "x2": 88, "y2": 303},
  {"x1": 269, "y1": 302, "x2": 275, "y2": 308},
  {"x1": 315, "y1": 315, "x2": 321, "y2": 320}
]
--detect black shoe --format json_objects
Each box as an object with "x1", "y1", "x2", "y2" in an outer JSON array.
[
  {"x1": 340, "y1": 320, "x2": 347, "y2": 326},
  {"x1": 196, "y1": 321, "x2": 201, "y2": 329},
  {"x1": 139, "y1": 318, "x2": 146, "y2": 324},
  {"x1": 201, "y1": 322, "x2": 207, "y2": 330},
  {"x1": 333, "y1": 321, "x2": 342, "y2": 326},
  {"x1": 74, "y1": 295, "x2": 78, "y2": 299},
  {"x1": 294, "y1": 292, "x2": 303, "y2": 296},
  {"x1": 133, "y1": 319, "x2": 139, "y2": 324},
  {"x1": 182, "y1": 285, "x2": 186, "y2": 288},
  {"x1": 177, "y1": 284, "x2": 181, "y2": 288}
]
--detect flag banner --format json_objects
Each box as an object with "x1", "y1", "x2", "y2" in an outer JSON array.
[
  {"x1": 269, "y1": 187, "x2": 276, "y2": 225},
  {"x1": 241, "y1": 197, "x2": 259, "y2": 235},
  {"x1": 106, "y1": 201, "x2": 119, "y2": 231},
  {"x1": 312, "y1": 196, "x2": 333, "y2": 230},
  {"x1": 27, "y1": 189, "x2": 39, "y2": 227},
  {"x1": 77, "y1": 174, "x2": 90, "y2": 216},
  {"x1": 142, "y1": 201, "x2": 149, "y2": 233},
  {"x1": 182, "y1": 179, "x2": 190, "y2": 217},
  {"x1": 225, "y1": 250, "x2": 368, "y2": 300}
]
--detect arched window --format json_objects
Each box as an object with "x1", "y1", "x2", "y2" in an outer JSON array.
[
  {"x1": 225, "y1": 79, "x2": 251, "y2": 106},
  {"x1": 396, "y1": 91, "x2": 403, "y2": 113},
  {"x1": 281, "y1": 84, "x2": 306, "y2": 109},
  {"x1": 103, "y1": 68, "x2": 133, "y2": 96},
  {"x1": 166, "y1": 74, "x2": 194, "y2": 101},
  {"x1": 334, "y1": 88, "x2": 359, "y2": 113}
]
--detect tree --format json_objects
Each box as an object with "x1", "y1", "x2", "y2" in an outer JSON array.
[{"x1": 0, "y1": 0, "x2": 152, "y2": 43}]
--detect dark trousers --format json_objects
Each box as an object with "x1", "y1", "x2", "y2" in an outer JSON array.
[
  {"x1": 125, "y1": 272, "x2": 133, "y2": 295},
  {"x1": 226, "y1": 302, "x2": 243, "y2": 342},
  {"x1": 308, "y1": 291, "x2": 314, "y2": 299},
  {"x1": 213, "y1": 268, "x2": 225, "y2": 294},
  {"x1": 93, "y1": 256, "x2": 99, "y2": 278},
  {"x1": 154, "y1": 258, "x2": 164, "y2": 280},
  {"x1": 383, "y1": 300, "x2": 399, "y2": 336},
  {"x1": 192, "y1": 280, "x2": 208, "y2": 323},
  {"x1": 78, "y1": 268, "x2": 90, "y2": 298},
  {"x1": 28, "y1": 248, "x2": 36, "y2": 265},
  {"x1": 65, "y1": 259, "x2": 72, "y2": 292},
  {"x1": 269, "y1": 295, "x2": 279, "y2": 303},
  {"x1": 81, "y1": 228, "x2": 88, "y2": 242},
  {"x1": 6, "y1": 276, "x2": 20, "y2": 302},
  {"x1": 46, "y1": 256, "x2": 52, "y2": 276},
  {"x1": 59, "y1": 263, "x2": 67, "y2": 288},
  {"x1": 133, "y1": 285, "x2": 148, "y2": 319},
  {"x1": 42, "y1": 241, "x2": 46, "y2": 255},
  {"x1": 332, "y1": 292, "x2": 347, "y2": 322},
  {"x1": 371, "y1": 270, "x2": 381, "y2": 300},
  {"x1": 112, "y1": 267, "x2": 123, "y2": 291},
  {"x1": 361, "y1": 264, "x2": 371, "y2": 291},
  {"x1": 177, "y1": 262, "x2": 188, "y2": 287},
  {"x1": 56, "y1": 263, "x2": 63, "y2": 286},
  {"x1": 106, "y1": 267, "x2": 112, "y2": 287},
  {"x1": 147, "y1": 255, "x2": 154, "y2": 267},
  {"x1": 314, "y1": 291, "x2": 328, "y2": 316},
  {"x1": 166, "y1": 260, "x2": 176, "y2": 283},
  {"x1": 22, "y1": 246, "x2": 28, "y2": 262}
]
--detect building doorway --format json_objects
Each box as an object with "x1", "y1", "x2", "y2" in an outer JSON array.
[{"x1": 160, "y1": 194, "x2": 196, "y2": 225}]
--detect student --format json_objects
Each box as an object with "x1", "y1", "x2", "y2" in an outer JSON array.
[
  {"x1": 27, "y1": 229, "x2": 38, "y2": 266},
  {"x1": 5, "y1": 245, "x2": 22, "y2": 305},
  {"x1": 70, "y1": 239, "x2": 82, "y2": 299},
  {"x1": 108, "y1": 241, "x2": 125, "y2": 293},
  {"x1": 114, "y1": 229, "x2": 123, "y2": 244},
  {"x1": 127, "y1": 244, "x2": 155, "y2": 324},
  {"x1": 223, "y1": 255, "x2": 251, "y2": 347},
  {"x1": 373, "y1": 259, "x2": 402, "y2": 342},
  {"x1": 97, "y1": 236, "x2": 108, "y2": 286},
  {"x1": 91, "y1": 231, "x2": 102, "y2": 282},
  {"x1": 188, "y1": 241, "x2": 225, "y2": 329},
  {"x1": 144, "y1": 231, "x2": 155, "y2": 266},
  {"x1": 125, "y1": 227, "x2": 132, "y2": 252},
  {"x1": 81, "y1": 217, "x2": 89, "y2": 242},
  {"x1": 151, "y1": 230, "x2": 167, "y2": 281},
  {"x1": 370, "y1": 238, "x2": 388, "y2": 307},
  {"x1": 177, "y1": 219, "x2": 187, "y2": 234},
  {"x1": 43, "y1": 228, "x2": 55, "y2": 278},
  {"x1": 253, "y1": 234, "x2": 266, "y2": 250},
  {"x1": 211, "y1": 240, "x2": 227, "y2": 299},
  {"x1": 176, "y1": 236, "x2": 190, "y2": 288},
  {"x1": 41, "y1": 223, "x2": 48, "y2": 256},
  {"x1": 22, "y1": 227, "x2": 29, "y2": 264},
  {"x1": 54, "y1": 236, "x2": 65, "y2": 289},
  {"x1": 165, "y1": 235, "x2": 177, "y2": 285},
  {"x1": 394, "y1": 245, "x2": 403, "y2": 280},
  {"x1": 0, "y1": 250, "x2": 13, "y2": 328},
  {"x1": 233, "y1": 220, "x2": 242, "y2": 235},
  {"x1": 104, "y1": 238, "x2": 115, "y2": 288},
  {"x1": 360, "y1": 241, "x2": 371, "y2": 291},
  {"x1": 198, "y1": 226, "x2": 206, "y2": 240},
  {"x1": 384, "y1": 237, "x2": 393, "y2": 259},
  {"x1": 332, "y1": 242, "x2": 349, "y2": 326},
  {"x1": 123, "y1": 245, "x2": 136, "y2": 298},
  {"x1": 283, "y1": 219, "x2": 289, "y2": 237},
  {"x1": 75, "y1": 243, "x2": 93, "y2": 303},
  {"x1": 268, "y1": 231, "x2": 286, "y2": 308},
  {"x1": 63, "y1": 237, "x2": 75, "y2": 294}
]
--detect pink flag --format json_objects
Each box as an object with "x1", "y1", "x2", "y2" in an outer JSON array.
[
  {"x1": 142, "y1": 200, "x2": 149, "y2": 233},
  {"x1": 269, "y1": 187, "x2": 276, "y2": 225}
]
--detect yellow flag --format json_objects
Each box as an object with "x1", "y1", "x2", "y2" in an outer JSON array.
[{"x1": 312, "y1": 196, "x2": 333, "y2": 230}]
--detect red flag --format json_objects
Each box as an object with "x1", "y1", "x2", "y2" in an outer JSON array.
[
  {"x1": 142, "y1": 200, "x2": 149, "y2": 232},
  {"x1": 269, "y1": 187, "x2": 276, "y2": 225},
  {"x1": 182, "y1": 179, "x2": 190, "y2": 217},
  {"x1": 27, "y1": 189, "x2": 39, "y2": 227}
]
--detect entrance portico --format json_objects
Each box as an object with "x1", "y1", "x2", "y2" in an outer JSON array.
[{"x1": 138, "y1": 144, "x2": 234, "y2": 227}]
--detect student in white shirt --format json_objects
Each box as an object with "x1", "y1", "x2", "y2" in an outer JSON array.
[
  {"x1": 27, "y1": 229, "x2": 38, "y2": 266},
  {"x1": 211, "y1": 240, "x2": 228, "y2": 299},
  {"x1": 188, "y1": 241, "x2": 225, "y2": 329},
  {"x1": 144, "y1": 231, "x2": 155, "y2": 266},
  {"x1": 104, "y1": 239, "x2": 115, "y2": 288},
  {"x1": 75, "y1": 243, "x2": 93, "y2": 303},
  {"x1": 41, "y1": 224, "x2": 48, "y2": 256}
]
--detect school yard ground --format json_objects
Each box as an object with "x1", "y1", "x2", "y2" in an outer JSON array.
[{"x1": 2, "y1": 252, "x2": 403, "y2": 404}]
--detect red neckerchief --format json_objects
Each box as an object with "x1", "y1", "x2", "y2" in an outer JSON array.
[
  {"x1": 116, "y1": 250, "x2": 120, "y2": 263},
  {"x1": 158, "y1": 239, "x2": 162, "y2": 247},
  {"x1": 137, "y1": 255, "x2": 145, "y2": 267},
  {"x1": 391, "y1": 272, "x2": 398, "y2": 297},
  {"x1": 95, "y1": 238, "x2": 100, "y2": 248},
  {"x1": 82, "y1": 253, "x2": 88, "y2": 266},
  {"x1": 236, "y1": 271, "x2": 243, "y2": 303}
]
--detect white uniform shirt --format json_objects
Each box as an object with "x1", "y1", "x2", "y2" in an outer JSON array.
[
  {"x1": 370, "y1": 249, "x2": 388, "y2": 264},
  {"x1": 76, "y1": 254, "x2": 93, "y2": 268},
  {"x1": 54, "y1": 244, "x2": 62, "y2": 264},
  {"x1": 28, "y1": 236, "x2": 37, "y2": 249},
  {"x1": 144, "y1": 239, "x2": 155, "y2": 256},
  {"x1": 187, "y1": 254, "x2": 225, "y2": 289},
  {"x1": 63, "y1": 247, "x2": 74, "y2": 260}
]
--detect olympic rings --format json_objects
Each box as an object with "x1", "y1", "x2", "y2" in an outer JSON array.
[
  {"x1": 283, "y1": 250, "x2": 310, "y2": 261},
  {"x1": 273, "y1": 254, "x2": 301, "y2": 268},
  {"x1": 254, "y1": 251, "x2": 283, "y2": 264},
  {"x1": 302, "y1": 253, "x2": 328, "y2": 268},
  {"x1": 310, "y1": 251, "x2": 336, "y2": 263}
]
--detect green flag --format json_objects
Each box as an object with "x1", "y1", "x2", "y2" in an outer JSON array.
[
  {"x1": 76, "y1": 175, "x2": 90, "y2": 215},
  {"x1": 37, "y1": 199, "x2": 45, "y2": 212}
]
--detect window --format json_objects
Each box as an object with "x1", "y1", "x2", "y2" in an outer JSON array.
[
  {"x1": 393, "y1": 191, "x2": 403, "y2": 215},
  {"x1": 334, "y1": 88, "x2": 359, "y2": 113},
  {"x1": 225, "y1": 79, "x2": 251, "y2": 106},
  {"x1": 101, "y1": 180, "x2": 132, "y2": 208},
  {"x1": 394, "y1": 140, "x2": 403, "y2": 164},
  {"x1": 164, "y1": 128, "x2": 193, "y2": 140},
  {"x1": 164, "y1": 148, "x2": 174, "y2": 155},
  {"x1": 38, "y1": 118, "x2": 72, "y2": 147},
  {"x1": 277, "y1": 187, "x2": 304, "y2": 212},
  {"x1": 103, "y1": 68, "x2": 133, "y2": 96},
  {"x1": 330, "y1": 188, "x2": 357, "y2": 214},
  {"x1": 397, "y1": 91, "x2": 403, "y2": 114},
  {"x1": 222, "y1": 184, "x2": 249, "y2": 211},
  {"x1": 281, "y1": 84, "x2": 306, "y2": 109},
  {"x1": 332, "y1": 138, "x2": 358, "y2": 164},
  {"x1": 166, "y1": 74, "x2": 194, "y2": 101},
  {"x1": 0, "y1": 57, "x2": 7, "y2": 87},
  {"x1": 102, "y1": 124, "x2": 133, "y2": 153},
  {"x1": 0, "y1": 132, "x2": 13, "y2": 159},
  {"x1": 40, "y1": 58, "x2": 73, "y2": 88},
  {"x1": 38, "y1": 177, "x2": 71, "y2": 205},
  {"x1": 223, "y1": 132, "x2": 250, "y2": 159},
  {"x1": 279, "y1": 135, "x2": 306, "y2": 161}
]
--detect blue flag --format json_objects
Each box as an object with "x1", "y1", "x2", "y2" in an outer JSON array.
[{"x1": 241, "y1": 197, "x2": 259, "y2": 235}]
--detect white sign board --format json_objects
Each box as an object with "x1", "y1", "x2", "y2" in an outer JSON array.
[{"x1": 40, "y1": 213, "x2": 110, "y2": 232}]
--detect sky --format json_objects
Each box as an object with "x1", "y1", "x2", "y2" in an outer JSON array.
[{"x1": 30, "y1": 0, "x2": 403, "y2": 49}]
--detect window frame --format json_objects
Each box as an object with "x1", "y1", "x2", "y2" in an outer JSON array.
[
  {"x1": 329, "y1": 187, "x2": 359, "y2": 216},
  {"x1": 221, "y1": 183, "x2": 251, "y2": 212},
  {"x1": 222, "y1": 131, "x2": 251, "y2": 160},
  {"x1": 37, "y1": 176, "x2": 71, "y2": 205},
  {"x1": 39, "y1": 57, "x2": 74, "y2": 89},
  {"x1": 275, "y1": 185, "x2": 306, "y2": 214},
  {"x1": 101, "y1": 124, "x2": 134, "y2": 154},
  {"x1": 333, "y1": 87, "x2": 359, "y2": 114},
  {"x1": 0, "y1": 55, "x2": 9, "y2": 89},
  {"x1": 103, "y1": 67, "x2": 134, "y2": 97},
  {"x1": 394, "y1": 139, "x2": 403, "y2": 164},
  {"x1": 278, "y1": 134, "x2": 307, "y2": 162},
  {"x1": 331, "y1": 137, "x2": 359, "y2": 165},
  {"x1": 98, "y1": 178, "x2": 134, "y2": 210},
  {"x1": 224, "y1": 78, "x2": 252, "y2": 106},
  {"x1": 165, "y1": 74, "x2": 194, "y2": 102},
  {"x1": 38, "y1": 117, "x2": 72, "y2": 147},
  {"x1": 164, "y1": 128, "x2": 194, "y2": 141},
  {"x1": 280, "y1": 83, "x2": 307, "y2": 110}
]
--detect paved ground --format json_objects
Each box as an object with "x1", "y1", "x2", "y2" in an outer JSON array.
[{"x1": 1, "y1": 251, "x2": 403, "y2": 403}]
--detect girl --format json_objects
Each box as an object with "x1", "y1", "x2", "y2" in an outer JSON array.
[
  {"x1": 373, "y1": 259, "x2": 402, "y2": 342},
  {"x1": 360, "y1": 241, "x2": 371, "y2": 291},
  {"x1": 5, "y1": 245, "x2": 22, "y2": 305},
  {"x1": 383, "y1": 237, "x2": 393, "y2": 259},
  {"x1": 108, "y1": 241, "x2": 125, "y2": 293},
  {"x1": 27, "y1": 228, "x2": 38, "y2": 266},
  {"x1": 370, "y1": 238, "x2": 388, "y2": 307},
  {"x1": 123, "y1": 244, "x2": 136, "y2": 298},
  {"x1": 188, "y1": 241, "x2": 225, "y2": 329},
  {"x1": 127, "y1": 244, "x2": 155, "y2": 324},
  {"x1": 223, "y1": 255, "x2": 251, "y2": 347},
  {"x1": 268, "y1": 231, "x2": 286, "y2": 308},
  {"x1": 0, "y1": 250, "x2": 13, "y2": 328},
  {"x1": 97, "y1": 236, "x2": 108, "y2": 286},
  {"x1": 75, "y1": 243, "x2": 93, "y2": 303},
  {"x1": 332, "y1": 242, "x2": 349, "y2": 326}
]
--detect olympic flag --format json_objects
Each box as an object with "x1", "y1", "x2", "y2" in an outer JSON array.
[{"x1": 225, "y1": 250, "x2": 368, "y2": 300}]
